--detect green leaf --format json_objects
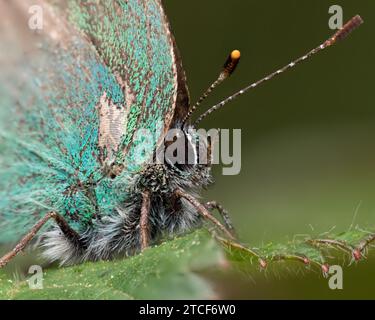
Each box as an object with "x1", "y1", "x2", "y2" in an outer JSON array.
[
  {"x1": 0, "y1": 230, "x2": 224, "y2": 300},
  {"x1": 1, "y1": 226, "x2": 374, "y2": 299},
  {"x1": 219, "y1": 226, "x2": 375, "y2": 275}
]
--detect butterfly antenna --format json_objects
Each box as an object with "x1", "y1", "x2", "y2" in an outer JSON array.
[
  {"x1": 182, "y1": 50, "x2": 241, "y2": 126},
  {"x1": 194, "y1": 15, "x2": 363, "y2": 127}
]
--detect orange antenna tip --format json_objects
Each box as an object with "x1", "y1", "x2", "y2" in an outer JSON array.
[
  {"x1": 223, "y1": 49, "x2": 241, "y2": 77},
  {"x1": 231, "y1": 49, "x2": 241, "y2": 60}
]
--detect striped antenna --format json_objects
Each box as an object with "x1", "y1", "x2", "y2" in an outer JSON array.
[
  {"x1": 182, "y1": 50, "x2": 241, "y2": 126},
  {"x1": 193, "y1": 15, "x2": 363, "y2": 127}
]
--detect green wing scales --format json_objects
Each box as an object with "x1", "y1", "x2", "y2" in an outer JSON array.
[{"x1": 0, "y1": 0, "x2": 189, "y2": 241}]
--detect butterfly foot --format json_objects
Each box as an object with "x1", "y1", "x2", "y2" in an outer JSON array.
[{"x1": 204, "y1": 201, "x2": 237, "y2": 239}]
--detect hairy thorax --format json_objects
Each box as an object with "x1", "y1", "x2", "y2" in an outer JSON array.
[{"x1": 41, "y1": 162, "x2": 212, "y2": 265}]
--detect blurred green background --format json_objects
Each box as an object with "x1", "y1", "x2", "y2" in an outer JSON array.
[{"x1": 165, "y1": 0, "x2": 375, "y2": 299}]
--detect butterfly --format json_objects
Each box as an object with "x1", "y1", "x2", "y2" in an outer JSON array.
[{"x1": 0, "y1": 0, "x2": 363, "y2": 267}]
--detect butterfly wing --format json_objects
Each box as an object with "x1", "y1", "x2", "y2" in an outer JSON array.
[
  {"x1": 65, "y1": 0, "x2": 190, "y2": 170},
  {"x1": 0, "y1": 0, "x2": 189, "y2": 241}
]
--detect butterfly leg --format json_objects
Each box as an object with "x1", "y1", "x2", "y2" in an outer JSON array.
[
  {"x1": 0, "y1": 211, "x2": 80, "y2": 268},
  {"x1": 175, "y1": 189, "x2": 235, "y2": 241},
  {"x1": 140, "y1": 190, "x2": 151, "y2": 251},
  {"x1": 205, "y1": 201, "x2": 237, "y2": 238}
]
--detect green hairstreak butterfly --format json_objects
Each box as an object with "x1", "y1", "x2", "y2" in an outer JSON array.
[{"x1": 0, "y1": 0, "x2": 363, "y2": 267}]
